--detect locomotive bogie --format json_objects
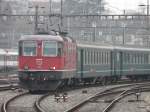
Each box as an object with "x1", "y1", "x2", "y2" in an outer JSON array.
[{"x1": 19, "y1": 70, "x2": 76, "y2": 90}]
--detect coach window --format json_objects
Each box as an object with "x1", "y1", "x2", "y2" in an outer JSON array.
[
  {"x1": 89, "y1": 50, "x2": 92, "y2": 64},
  {"x1": 135, "y1": 54, "x2": 137, "y2": 64},
  {"x1": 77, "y1": 50, "x2": 80, "y2": 64},
  {"x1": 93, "y1": 51, "x2": 95, "y2": 64},
  {"x1": 84, "y1": 50, "x2": 86, "y2": 65},
  {"x1": 94, "y1": 51, "x2": 96, "y2": 64},
  {"x1": 128, "y1": 54, "x2": 131, "y2": 64},
  {"x1": 43, "y1": 41, "x2": 57, "y2": 56},
  {"x1": 91, "y1": 51, "x2": 93, "y2": 64},
  {"x1": 87, "y1": 51, "x2": 89, "y2": 64},
  {"x1": 126, "y1": 53, "x2": 129, "y2": 64},
  {"x1": 23, "y1": 41, "x2": 36, "y2": 56},
  {"x1": 100, "y1": 52, "x2": 102, "y2": 64},
  {"x1": 107, "y1": 52, "x2": 109, "y2": 64},
  {"x1": 139, "y1": 54, "x2": 142, "y2": 64},
  {"x1": 133, "y1": 54, "x2": 136, "y2": 64},
  {"x1": 123, "y1": 53, "x2": 126, "y2": 64},
  {"x1": 138, "y1": 54, "x2": 140, "y2": 64},
  {"x1": 148, "y1": 54, "x2": 150, "y2": 64},
  {"x1": 106, "y1": 52, "x2": 108, "y2": 64},
  {"x1": 104, "y1": 52, "x2": 106, "y2": 64},
  {"x1": 137, "y1": 54, "x2": 139, "y2": 64},
  {"x1": 103, "y1": 52, "x2": 105, "y2": 64},
  {"x1": 141, "y1": 54, "x2": 144, "y2": 64},
  {"x1": 138, "y1": 54, "x2": 141, "y2": 64},
  {"x1": 97, "y1": 52, "x2": 99, "y2": 64},
  {"x1": 89, "y1": 51, "x2": 91, "y2": 65},
  {"x1": 95, "y1": 51, "x2": 97, "y2": 64},
  {"x1": 140, "y1": 54, "x2": 142, "y2": 64},
  {"x1": 144, "y1": 54, "x2": 148, "y2": 64},
  {"x1": 101, "y1": 52, "x2": 104, "y2": 64},
  {"x1": 97, "y1": 51, "x2": 99, "y2": 64}
]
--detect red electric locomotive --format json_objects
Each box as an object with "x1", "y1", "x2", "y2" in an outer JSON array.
[{"x1": 18, "y1": 34, "x2": 76, "y2": 91}]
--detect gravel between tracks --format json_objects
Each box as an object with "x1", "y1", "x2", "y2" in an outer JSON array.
[
  {"x1": 0, "y1": 90, "x2": 20, "y2": 111},
  {"x1": 40, "y1": 85, "x2": 122, "y2": 112},
  {"x1": 7, "y1": 94, "x2": 41, "y2": 112},
  {"x1": 109, "y1": 92, "x2": 150, "y2": 112}
]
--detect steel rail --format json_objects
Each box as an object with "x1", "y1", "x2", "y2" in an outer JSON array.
[
  {"x1": 0, "y1": 84, "x2": 19, "y2": 91},
  {"x1": 102, "y1": 87, "x2": 150, "y2": 112},
  {"x1": 64, "y1": 82, "x2": 150, "y2": 112},
  {"x1": 34, "y1": 83, "x2": 140, "y2": 112},
  {"x1": 34, "y1": 82, "x2": 150, "y2": 112},
  {"x1": 1, "y1": 92, "x2": 28, "y2": 112}
]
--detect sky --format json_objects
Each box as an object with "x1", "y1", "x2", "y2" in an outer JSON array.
[
  {"x1": 107, "y1": 0, "x2": 144, "y2": 10},
  {"x1": 31, "y1": 0, "x2": 147, "y2": 13}
]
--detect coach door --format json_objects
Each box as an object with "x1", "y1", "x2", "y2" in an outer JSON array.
[
  {"x1": 115, "y1": 51, "x2": 123, "y2": 76},
  {"x1": 77, "y1": 49, "x2": 84, "y2": 79}
]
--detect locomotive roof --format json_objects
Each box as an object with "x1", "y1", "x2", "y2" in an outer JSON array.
[{"x1": 20, "y1": 35, "x2": 75, "y2": 42}]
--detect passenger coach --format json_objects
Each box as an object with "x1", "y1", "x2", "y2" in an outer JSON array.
[{"x1": 76, "y1": 44, "x2": 150, "y2": 84}]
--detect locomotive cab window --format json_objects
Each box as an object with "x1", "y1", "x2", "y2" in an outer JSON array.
[
  {"x1": 23, "y1": 41, "x2": 36, "y2": 56},
  {"x1": 43, "y1": 41, "x2": 57, "y2": 56}
]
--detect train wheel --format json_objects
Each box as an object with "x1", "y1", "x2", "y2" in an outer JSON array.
[
  {"x1": 101, "y1": 77, "x2": 107, "y2": 86},
  {"x1": 111, "y1": 76, "x2": 118, "y2": 83},
  {"x1": 29, "y1": 90, "x2": 36, "y2": 94},
  {"x1": 71, "y1": 78, "x2": 79, "y2": 86}
]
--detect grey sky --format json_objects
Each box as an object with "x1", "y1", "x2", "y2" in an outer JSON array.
[
  {"x1": 107, "y1": 0, "x2": 144, "y2": 10},
  {"x1": 31, "y1": 0, "x2": 147, "y2": 13}
]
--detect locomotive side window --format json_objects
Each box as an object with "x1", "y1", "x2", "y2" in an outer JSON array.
[
  {"x1": 23, "y1": 41, "x2": 36, "y2": 56},
  {"x1": 58, "y1": 43, "x2": 63, "y2": 56},
  {"x1": 43, "y1": 41, "x2": 57, "y2": 56},
  {"x1": 19, "y1": 41, "x2": 23, "y2": 56}
]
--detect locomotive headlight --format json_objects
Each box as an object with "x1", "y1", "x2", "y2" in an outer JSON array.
[
  {"x1": 24, "y1": 65, "x2": 29, "y2": 70},
  {"x1": 53, "y1": 67, "x2": 56, "y2": 70},
  {"x1": 49, "y1": 66, "x2": 56, "y2": 70}
]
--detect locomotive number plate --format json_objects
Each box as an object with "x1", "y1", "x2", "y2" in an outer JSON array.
[{"x1": 36, "y1": 59, "x2": 43, "y2": 68}]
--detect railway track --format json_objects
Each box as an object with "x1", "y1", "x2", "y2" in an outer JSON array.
[
  {"x1": 1, "y1": 92, "x2": 29, "y2": 112},
  {"x1": 102, "y1": 86, "x2": 150, "y2": 112},
  {"x1": 1, "y1": 89, "x2": 44, "y2": 112},
  {"x1": 34, "y1": 82, "x2": 150, "y2": 112},
  {"x1": 69, "y1": 83, "x2": 150, "y2": 112},
  {"x1": 0, "y1": 73, "x2": 18, "y2": 85},
  {"x1": 0, "y1": 84, "x2": 19, "y2": 91},
  {"x1": 1, "y1": 81, "x2": 150, "y2": 112}
]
